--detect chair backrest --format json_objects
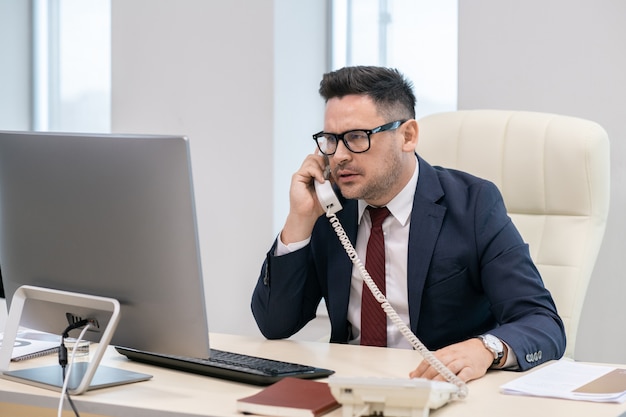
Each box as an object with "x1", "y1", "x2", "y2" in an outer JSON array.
[{"x1": 416, "y1": 110, "x2": 610, "y2": 359}]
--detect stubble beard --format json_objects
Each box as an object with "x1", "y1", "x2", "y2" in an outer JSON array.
[{"x1": 338, "y1": 151, "x2": 404, "y2": 204}]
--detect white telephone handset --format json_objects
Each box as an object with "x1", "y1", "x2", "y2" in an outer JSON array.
[
  {"x1": 314, "y1": 180, "x2": 342, "y2": 215},
  {"x1": 314, "y1": 167, "x2": 468, "y2": 416}
]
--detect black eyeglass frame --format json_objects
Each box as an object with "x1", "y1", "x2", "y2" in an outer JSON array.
[{"x1": 312, "y1": 119, "x2": 408, "y2": 156}]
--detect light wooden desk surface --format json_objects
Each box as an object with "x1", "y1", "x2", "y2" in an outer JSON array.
[{"x1": 1, "y1": 333, "x2": 625, "y2": 417}]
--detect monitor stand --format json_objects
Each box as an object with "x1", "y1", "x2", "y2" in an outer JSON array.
[
  {"x1": 0, "y1": 285, "x2": 152, "y2": 394},
  {"x1": 2, "y1": 362, "x2": 151, "y2": 392}
]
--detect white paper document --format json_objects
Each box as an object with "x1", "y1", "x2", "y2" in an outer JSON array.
[
  {"x1": 0, "y1": 328, "x2": 60, "y2": 361},
  {"x1": 501, "y1": 360, "x2": 626, "y2": 403}
]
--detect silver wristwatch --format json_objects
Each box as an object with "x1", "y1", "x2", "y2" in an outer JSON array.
[{"x1": 477, "y1": 334, "x2": 504, "y2": 366}]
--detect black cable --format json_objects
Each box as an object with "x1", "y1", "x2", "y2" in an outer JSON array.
[
  {"x1": 59, "y1": 319, "x2": 90, "y2": 367},
  {"x1": 62, "y1": 366, "x2": 81, "y2": 416},
  {"x1": 62, "y1": 319, "x2": 91, "y2": 339},
  {"x1": 58, "y1": 319, "x2": 90, "y2": 417},
  {"x1": 58, "y1": 342, "x2": 69, "y2": 367}
]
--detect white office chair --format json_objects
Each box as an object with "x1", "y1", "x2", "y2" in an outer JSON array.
[{"x1": 417, "y1": 109, "x2": 610, "y2": 359}]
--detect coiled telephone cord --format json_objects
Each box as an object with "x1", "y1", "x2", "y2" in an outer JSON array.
[{"x1": 326, "y1": 211, "x2": 469, "y2": 400}]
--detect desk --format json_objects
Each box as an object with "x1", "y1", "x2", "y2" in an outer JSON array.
[{"x1": 1, "y1": 333, "x2": 625, "y2": 417}]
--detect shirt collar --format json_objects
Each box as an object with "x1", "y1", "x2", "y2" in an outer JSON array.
[{"x1": 357, "y1": 155, "x2": 419, "y2": 227}]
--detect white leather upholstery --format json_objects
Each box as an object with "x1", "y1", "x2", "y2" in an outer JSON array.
[{"x1": 417, "y1": 110, "x2": 610, "y2": 359}]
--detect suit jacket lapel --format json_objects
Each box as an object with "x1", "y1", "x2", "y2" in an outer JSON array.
[
  {"x1": 328, "y1": 202, "x2": 358, "y2": 283},
  {"x1": 407, "y1": 157, "x2": 446, "y2": 334},
  {"x1": 326, "y1": 200, "x2": 358, "y2": 340}
]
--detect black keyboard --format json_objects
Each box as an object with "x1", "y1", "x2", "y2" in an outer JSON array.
[{"x1": 115, "y1": 346, "x2": 334, "y2": 386}]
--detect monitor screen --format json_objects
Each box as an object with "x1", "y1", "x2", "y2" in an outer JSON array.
[{"x1": 0, "y1": 130, "x2": 210, "y2": 359}]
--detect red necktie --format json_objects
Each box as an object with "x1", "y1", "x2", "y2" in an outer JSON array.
[{"x1": 360, "y1": 206, "x2": 390, "y2": 347}]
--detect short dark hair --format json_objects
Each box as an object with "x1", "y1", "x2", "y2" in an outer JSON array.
[{"x1": 318, "y1": 66, "x2": 416, "y2": 120}]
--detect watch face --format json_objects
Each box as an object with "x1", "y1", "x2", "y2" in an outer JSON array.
[
  {"x1": 480, "y1": 334, "x2": 504, "y2": 364},
  {"x1": 484, "y1": 334, "x2": 503, "y2": 351}
]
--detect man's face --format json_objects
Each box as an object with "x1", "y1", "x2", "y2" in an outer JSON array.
[{"x1": 324, "y1": 94, "x2": 413, "y2": 207}]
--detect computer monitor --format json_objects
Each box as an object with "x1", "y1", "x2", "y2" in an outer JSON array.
[{"x1": 0, "y1": 130, "x2": 210, "y2": 359}]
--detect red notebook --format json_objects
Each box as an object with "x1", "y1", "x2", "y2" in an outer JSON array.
[{"x1": 236, "y1": 377, "x2": 340, "y2": 417}]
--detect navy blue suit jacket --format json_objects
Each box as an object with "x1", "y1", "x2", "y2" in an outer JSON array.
[{"x1": 252, "y1": 156, "x2": 565, "y2": 371}]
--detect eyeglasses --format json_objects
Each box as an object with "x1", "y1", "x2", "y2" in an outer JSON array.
[{"x1": 312, "y1": 120, "x2": 407, "y2": 156}]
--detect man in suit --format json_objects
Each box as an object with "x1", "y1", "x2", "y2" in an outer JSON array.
[{"x1": 251, "y1": 66, "x2": 565, "y2": 382}]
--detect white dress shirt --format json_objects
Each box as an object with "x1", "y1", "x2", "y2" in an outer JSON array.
[{"x1": 347, "y1": 162, "x2": 418, "y2": 348}]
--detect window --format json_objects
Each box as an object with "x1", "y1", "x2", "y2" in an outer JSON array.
[
  {"x1": 33, "y1": 0, "x2": 110, "y2": 132},
  {"x1": 331, "y1": 0, "x2": 458, "y2": 118}
]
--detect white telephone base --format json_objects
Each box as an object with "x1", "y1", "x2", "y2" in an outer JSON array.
[{"x1": 328, "y1": 376, "x2": 459, "y2": 417}]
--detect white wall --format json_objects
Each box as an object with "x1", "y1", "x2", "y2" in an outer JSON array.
[
  {"x1": 273, "y1": 1, "x2": 329, "y2": 236},
  {"x1": 111, "y1": 0, "x2": 274, "y2": 337},
  {"x1": 110, "y1": 0, "x2": 328, "y2": 340},
  {"x1": 458, "y1": 0, "x2": 626, "y2": 363}
]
